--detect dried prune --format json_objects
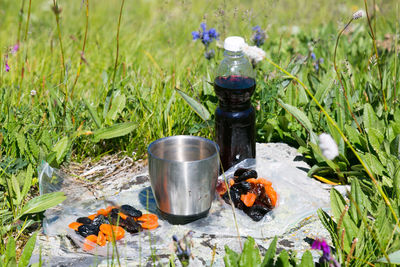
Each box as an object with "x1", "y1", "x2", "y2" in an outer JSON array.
[
  {"x1": 235, "y1": 170, "x2": 258, "y2": 182},
  {"x1": 120, "y1": 216, "x2": 142, "y2": 233},
  {"x1": 244, "y1": 203, "x2": 271, "y2": 222},
  {"x1": 92, "y1": 215, "x2": 110, "y2": 227},
  {"x1": 234, "y1": 168, "x2": 248, "y2": 177},
  {"x1": 222, "y1": 188, "x2": 243, "y2": 209},
  {"x1": 120, "y1": 205, "x2": 142, "y2": 218},
  {"x1": 76, "y1": 217, "x2": 92, "y2": 225},
  {"x1": 109, "y1": 208, "x2": 120, "y2": 219},
  {"x1": 76, "y1": 224, "x2": 99, "y2": 237},
  {"x1": 233, "y1": 181, "x2": 252, "y2": 193}
]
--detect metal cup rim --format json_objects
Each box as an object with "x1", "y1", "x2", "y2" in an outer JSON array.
[{"x1": 147, "y1": 135, "x2": 219, "y2": 164}]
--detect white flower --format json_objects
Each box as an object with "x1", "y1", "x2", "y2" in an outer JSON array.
[
  {"x1": 318, "y1": 133, "x2": 339, "y2": 160},
  {"x1": 30, "y1": 90, "x2": 37, "y2": 96},
  {"x1": 241, "y1": 44, "x2": 266, "y2": 64},
  {"x1": 352, "y1": 10, "x2": 365, "y2": 20}
]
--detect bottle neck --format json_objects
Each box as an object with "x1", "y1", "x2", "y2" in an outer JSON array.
[{"x1": 224, "y1": 50, "x2": 243, "y2": 58}]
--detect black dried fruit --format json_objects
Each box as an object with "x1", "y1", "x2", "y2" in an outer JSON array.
[
  {"x1": 120, "y1": 204, "x2": 142, "y2": 218},
  {"x1": 232, "y1": 181, "x2": 252, "y2": 193},
  {"x1": 120, "y1": 216, "x2": 142, "y2": 233},
  {"x1": 76, "y1": 217, "x2": 92, "y2": 225},
  {"x1": 222, "y1": 188, "x2": 243, "y2": 209},
  {"x1": 92, "y1": 214, "x2": 110, "y2": 227},
  {"x1": 235, "y1": 170, "x2": 258, "y2": 182},
  {"x1": 234, "y1": 168, "x2": 248, "y2": 177},
  {"x1": 109, "y1": 208, "x2": 120, "y2": 219},
  {"x1": 244, "y1": 203, "x2": 271, "y2": 222},
  {"x1": 76, "y1": 224, "x2": 99, "y2": 237}
]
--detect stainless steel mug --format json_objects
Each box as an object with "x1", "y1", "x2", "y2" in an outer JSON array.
[{"x1": 148, "y1": 135, "x2": 219, "y2": 224}]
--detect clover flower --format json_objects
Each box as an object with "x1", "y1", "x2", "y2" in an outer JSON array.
[
  {"x1": 30, "y1": 90, "x2": 37, "y2": 96},
  {"x1": 352, "y1": 10, "x2": 365, "y2": 20},
  {"x1": 242, "y1": 43, "x2": 266, "y2": 66},
  {"x1": 252, "y1": 25, "x2": 267, "y2": 47},
  {"x1": 319, "y1": 133, "x2": 339, "y2": 160}
]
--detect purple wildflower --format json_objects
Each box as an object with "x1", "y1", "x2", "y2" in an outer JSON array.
[
  {"x1": 5, "y1": 61, "x2": 10, "y2": 72},
  {"x1": 191, "y1": 22, "x2": 219, "y2": 49},
  {"x1": 311, "y1": 52, "x2": 316, "y2": 61},
  {"x1": 192, "y1": 31, "x2": 200, "y2": 40},
  {"x1": 311, "y1": 238, "x2": 331, "y2": 256},
  {"x1": 252, "y1": 25, "x2": 266, "y2": 47},
  {"x1": 11, "y1": 44, "x2": 19, "y2": 54}
]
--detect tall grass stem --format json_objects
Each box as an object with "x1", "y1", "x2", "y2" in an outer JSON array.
[
  {"x1": 333, "y1": 17, "x2": 363, "y2": 133},
  {"x1": 112, "y1": 0, "x2": 125, "y2": 85},
  {"x1": 70, "y1": 0, "x2": 89, "y2": 99},
  {"x1": 364, "y1": 0, "x2": 386, "y2": 110}
]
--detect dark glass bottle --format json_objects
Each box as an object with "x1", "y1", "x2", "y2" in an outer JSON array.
[{"x1": 214, "y1": 36, "x2": 256, "y2": 171}]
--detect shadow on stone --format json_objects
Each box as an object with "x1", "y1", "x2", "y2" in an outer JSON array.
[
  {"x1": 296, "y1": 166, "x2": 310, "y2": 173},
  {"x1": 138, "y1": 186, "x2": 158, "y2": 214}
]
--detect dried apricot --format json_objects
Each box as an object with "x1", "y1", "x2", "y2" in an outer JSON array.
[
  {"x1": 83, "y1": 235, "x2": 97, "y2": 251},
  {"x1": 68, "y1": 222, "x2": 83, "y2": 231},
  {"x1": 100, "y1": 224, "x2": 125, "y2": 241},
  {"x1": 97, "y1": 209, "x2": 108, "y2": 216},
  {"x1": 88, "y1": 214, "x2": 97, "y2": 220},
  {"x1": 137, "y1": 214, "x2": 158, "y2": 223},
  {"x1": 240, "y1": 192, "x2": 257, "y2": 207},
  {"x1": 97, "y1": 231, "x2": 106, "y2": 247},
  {"x1": 118, "y1": 212, "x2": 128, "y2": 220},
  {"x1": 141, "y1": 219, "x2": 159, "y2": 230},
  {"x1": 257, "y1": 178, "x2": 272, "y2": 187},
  {"x1": 265, "y1": 186, "x2": 277, "y2": 207}
]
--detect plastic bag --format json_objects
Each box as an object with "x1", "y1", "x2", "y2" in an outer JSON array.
[
  {"x1": 212, "y1": 158, "x2": 331, "y2": 237},
  {"x1": 38, "y1": 156, "x2": 331, "y2": 258}
]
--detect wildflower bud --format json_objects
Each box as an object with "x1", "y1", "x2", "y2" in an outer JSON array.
[
  {"x1": 30, "y1": 90, "x2": 37, "y2": 96},
  {"x1": 318, "y1": 133, "x2": 339, "y2": 160},
  {"x1": 172, "y1": 235, "x2": 179, "y2": 242},
  {"x1": 352, "y1": 10, "x2": 364, "y2": 20}
]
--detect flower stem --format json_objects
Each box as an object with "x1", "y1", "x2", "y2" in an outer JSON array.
[
  {"x1": 70, "y1": 0, "x2": 89, "y2": 99},
  {"x1": 333, "y1": 17, "x2": 363, "y2": 133},
  {"x1": 52, "y1": 0, "x2": 67, "y2": 115},
  {"x1": 112, "y1": 0, "x2": 125, "y2": 85},
  {"x1": 364, "y1": 0, "x2": 386, "y2": 111},
  {"x1": 264, "y1": 57, "x2": 400, "y2": 229}
]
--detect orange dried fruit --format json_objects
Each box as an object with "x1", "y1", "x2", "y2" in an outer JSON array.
[
  {"x1": 257, "y1": 178, "x2": 272, "y2": 187},
  {"x1": 83, "y1": 235, "x2": 97, "y2": 251},
  {"x1": 105, "y1": 206, "x2": 117, "y2": 214},
  {"x1": 229, "y1": 179, "x2": 235, "y2": 187},
  {"x1": 97, "y1": 209, "x2": 108, "y2": 216},
  {"x1": 240, "y1": 192, "x2": 257, "y2": 207},
  {"x1": 100, "y1": 224, "x2": 125, "y2": 241},
  {"x1": 265, "y1": 186, "x2": 277, "y2": 207},
  {"x1": 246, "y1": 178, "x2": 258, "y2": 184},
  {"x1": 141, "y1": 219, "x2": 159, "y2": 230},
  {"x1": 68, "y1": 222, "x2": 83, "y2": 231},
  {"x1": 118, "y1": 212, "x2": 128, "y2": 220},
  {"x1": 88, "y1": 214, "x2": 97, "y2": 220},
  {"x1": 97, "y1": 231, "x2": 106, "y2": 247},
  {"x1": 137, "y1": 214, "x2": 158, "y2": 223}
]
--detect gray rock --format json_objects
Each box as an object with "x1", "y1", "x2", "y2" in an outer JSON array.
[{"x1": 32, "y1": 143, "x2": 333, "y2": 266}]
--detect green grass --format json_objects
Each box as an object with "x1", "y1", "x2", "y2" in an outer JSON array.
[{"x1": 1, "y1": 0, "x2": 400, "y2": 265}]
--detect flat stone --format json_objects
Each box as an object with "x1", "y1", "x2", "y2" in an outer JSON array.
[{"x1": 32, "y1": 143, "x2": 333, "y2": 266}]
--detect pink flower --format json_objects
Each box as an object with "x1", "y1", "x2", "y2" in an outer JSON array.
[
  {"x1": 5, "y1": 61, "x2": 10, "y2": 72},
  {"x1": 11, "y1": 44, "x2": 19, "y2": 54}
]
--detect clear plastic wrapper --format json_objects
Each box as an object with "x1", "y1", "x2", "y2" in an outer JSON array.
[{"x1": 38, "y1": 157, "x2": 331, "y2": 258}]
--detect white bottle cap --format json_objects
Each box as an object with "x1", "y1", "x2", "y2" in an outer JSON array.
[{"x1": 223, "y1": 36, "x2": 245, "y2": 52}]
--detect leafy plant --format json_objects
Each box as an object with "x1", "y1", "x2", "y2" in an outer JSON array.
[{"x1": 223, "y1": 237, "x2": 314, "y2": 267}]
